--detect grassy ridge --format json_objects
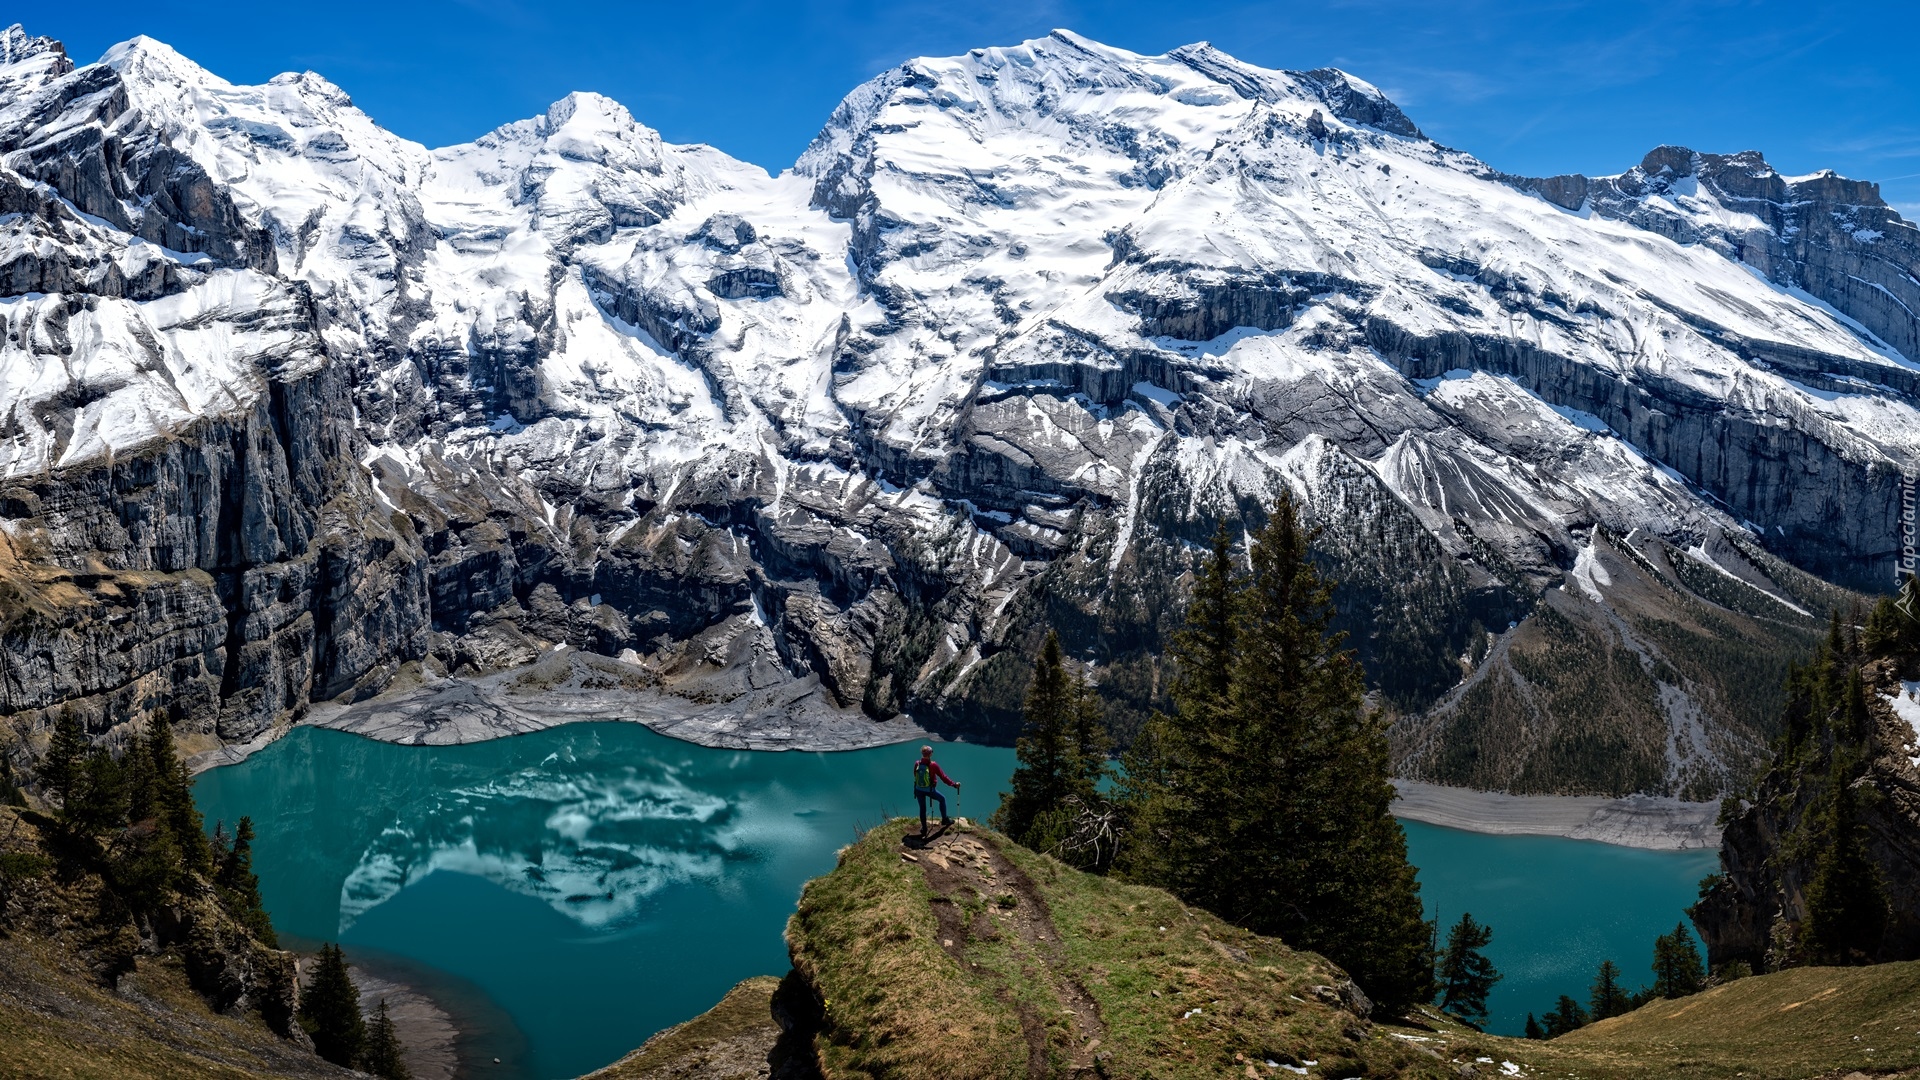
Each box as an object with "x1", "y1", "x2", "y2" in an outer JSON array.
[
  {"x1": 583, "y1": 975, "x2": 783, "y2": 1080},
  {"x1": 785, "y1": 819, "x2": 1455, "y2": 1079},
  {"x1": 778, "y1": 818, "x2": 1920, "y2": 1080},
  {"x1": 1532, "y1": 961, "x2": 1920, "y2": 1078}
]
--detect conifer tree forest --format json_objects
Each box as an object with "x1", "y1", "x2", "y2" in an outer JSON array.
[
  {"x1": 29, "y1": 710, "x2": 275, "y2": 958},
  {"x1": 13, "y1": 709, "x2": 412, "y2": 1077},
  {"x1": 1691, "y1": 580, "x2": 1920, "y2": 974},
  {"x1": 998, "y1": 493, "x2": 1436, "y2": 1014}
]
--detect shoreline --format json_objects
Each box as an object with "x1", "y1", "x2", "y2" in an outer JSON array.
[
  {"x1": 187, "y1": 650, "x2": 930, "y2": 774},
  {"x1": 184, "y1": 653, "x2": 1721, "y2": 857},
  {"x1": 1391, "y1": 779, "x2": 1722, "y2": 851},
  {"x1": 349, "y1": 966, "x2": 464, "y2": 1080}
]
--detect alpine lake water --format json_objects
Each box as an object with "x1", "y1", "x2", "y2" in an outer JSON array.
[{"x1": 195, "y1": 724, "x2": 1718, "y2": 1079}]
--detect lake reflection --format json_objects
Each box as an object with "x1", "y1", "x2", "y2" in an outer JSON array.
[
  {"x1": 196, "y1": 724, "x2": 1017, "y2": 1080},
  {"x1": 340, "y1": 750, "x2": 750, "y2": 931},
  {"x1": 197, "y1": 724, "x2": 1716, "y2": 1078}
]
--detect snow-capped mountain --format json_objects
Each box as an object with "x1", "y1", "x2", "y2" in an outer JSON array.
[{"x1": 1, "y1": 24, "x2": 1912, "y2": 796}]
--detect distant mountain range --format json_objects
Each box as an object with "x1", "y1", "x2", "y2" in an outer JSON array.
[{"x1": 0, "y1": 24, "x2": 1910, "y2": 797}]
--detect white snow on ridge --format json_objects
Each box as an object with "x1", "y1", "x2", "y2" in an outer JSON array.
[
  {"x1": 0, "y1": 270, "x2": 312, "y2": 476},
  {"x1": 1, "y1": 21, "x2": 1917, "y2": 547}
]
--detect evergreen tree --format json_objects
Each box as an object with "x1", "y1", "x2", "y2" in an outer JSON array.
[
  {"x1": 1780, "y1": 660, "x2": 1819, "y2": 756},
  {"x1": 1864, "y1": 577, "x2": 1920, "y2": 658},
  {"x1": 1070, "y1": 665, "x2": 1111, "y2": 797},
  {"x1": 1839, "y1": 668, "x2": 1872, "y2": 745},
  {"x1": 1649, "y1": 923, "x2": 1706, "y2": 999},
  {"x1": 1818, "y1": 610, "x2": 1848, "y2": 714},
  {"x1": 300, "y1": 943, "x2": 366, "y2": 1068},
  {"x1": 1116, "y1": 522, "x2": 1237, "y2": 890},
  {"x1": 121, "y1": 725, "x2": 159, "y2": 827},
  {"x1": 66, "y1": 746, "x2": 127, "y2": 836},
  {"x1": 1121, "y1": 499, "x2": 1433, "y2": 1013},
  {"x1": 217, "y1": 817, "x2": 278, "y2": 947},
  {"x1": 40, "y1": 707, "x2": 88, "y2": 811},
  {"x1": 1435, "y1": 912, "x2": 1500, "y2": 1024},
  {"x1": 109, "y1": 812, "x2": 182, "y2": 916},
  {"x1": 1523, "y1": 1012, "x2": 1546, "y2": 1040},
  {"x1": 1588, "y1": 959, "x2": 1629, "y2": 1020},
  {"x1": 1803, "y1": 768, "x2": 1889, "y2": 964},
  {"x1": 1542, "y1": 995, "x2": 1589, "y2": 1037},
  {"x1": 141, "y1": 716, "x2": 210, "y2": 875},
  {"x1": 362, "y1": 998, "x2": 411, "y2": 1080},
  {"x1": 994, "y1": 632, "x2": 1096, "y2": 846}
]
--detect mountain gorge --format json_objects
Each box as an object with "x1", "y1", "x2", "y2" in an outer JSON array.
[{"x1": 0, "y1": 24, "x2": 1911, "y2": 798}]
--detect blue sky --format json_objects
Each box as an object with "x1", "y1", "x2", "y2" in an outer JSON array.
[{"x1": 24, "y1": 1, "x2": 1920, "y2": 212}]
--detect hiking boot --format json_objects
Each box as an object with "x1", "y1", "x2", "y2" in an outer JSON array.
[{"x1": 941, "y1": 817, "x2": 953, "y2": 828}]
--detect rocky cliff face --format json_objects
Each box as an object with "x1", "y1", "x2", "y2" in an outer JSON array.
[{"x1": 0, "y1": 24, "x2": 1912, "y2": 796}]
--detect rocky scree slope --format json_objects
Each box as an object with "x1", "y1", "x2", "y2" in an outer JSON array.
[{"x1": 0, "y1": 25, "x2": 1911, "y2": 796}]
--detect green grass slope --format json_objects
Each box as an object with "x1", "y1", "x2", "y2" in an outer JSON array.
[
  {"x1": 0, "y1": 935, "x2": 347, "y2": 1080},
  {"x1": 582, "y1": 974, "x2": 783, "y2": 1080},
  {"x1": 784, "y1": 819, "x2": 1458, "y2": 1079},
  {"x1": 1527, "y1": 961, "x2": 1920, "y2": 1079},
  {"x1": 774, "y1": 818, "x2": 1920, "y2": 1080}
]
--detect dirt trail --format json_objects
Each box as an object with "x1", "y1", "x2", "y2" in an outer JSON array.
[{"x1": 896, "y1": 824, "x2": 1107, "y2": 1079}]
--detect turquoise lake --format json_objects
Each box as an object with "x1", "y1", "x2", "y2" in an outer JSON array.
[{"x1": 195, "y1": 724, "x2": 1717, "y2": 1078}]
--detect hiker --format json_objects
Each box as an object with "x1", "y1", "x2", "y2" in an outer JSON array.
[{"x1": 912, "y1": 745, "x2": 961, "y2": 835}]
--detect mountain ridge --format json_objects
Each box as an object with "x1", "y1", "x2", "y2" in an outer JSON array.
[{"x1": 0, "y1": 23, "x2": 1909, "y2": 798}]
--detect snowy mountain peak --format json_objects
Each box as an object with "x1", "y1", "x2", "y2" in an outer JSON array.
[
  {"x1": 98, "y1": 32, "x2": 210, "y2": 86},
  {"x1": 0, "y1": 23, "x2": 64, "y2": 68},
  {"x1": 266, "y1": 69, "x2": 356, "y2": 109},
  {"x1": 2, "y1": 25, "x2": 1918, "y2": 796}
]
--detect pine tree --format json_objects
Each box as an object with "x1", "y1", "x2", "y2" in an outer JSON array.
[
  {"x1": 1588, "y1": 959, "x2": 1629, "y2": 1020},
  {"x1": 1116, "y1": 522, "x2": 1237, "y2": 890},
  {"x1": 218, "y1": 817, "x2": 278, "y2": 947},
  {"x1": 1818, "y1": 610, "x2": 1848, "y2": 714},
  {"x1": 1780, "y1": 660, "x2": 1819, "y2": 756},
  {"x1": 1228, "y1": 494, "x2": 1432, "y2": 1012},
  {"x1": 994, "y1": 632, "x2": 1083, "y2": 845},
  {"x1": 1523, "y1": 1012, "x2": 1546, "y2": 1040},
  {"x1": 1435, "y1": 912, "x2": 1500, "y2": 1024},
  {"x1": 121, "y1": 725, "x2": 159, "y2": 828},
  {"x1": 300, "y1": 943, "x2": 366, "y2": 1068},
  {"x1": 1121, "y1": 498, "x2": 1433, "y2": 1014},
  {"x1": 142, "y1": 716, "x2": 210, "y2": 875},
  {"x1": 362, "y1": 998, "x2": 411, "y2": 1080},
  {"x1": 1839, "y1": 667, "x2": 1872, "y2": 745},
  {"x1": 1864, "y1": 577, "x2": 1920, "y2": 658},
  {"x1": 66, "y1": 746, "x2": 127, "y2": 836},
  {"x1": 1542, "y1": 995, "x2": 1589, "y2": 1037},
  {"x1": 1070, "y1": 666, "x2": 1111, "y2": 798},
  {"x1": 1803, "y1": 768, "x2": 1889, "y2": 964},
  {"x1": 1649, "y1": 923, "x2": 1706, "y2": 999},
  {"x1": 109, "y1": 809, "x2": 182, "y2": 916},
  {"x1": 40, "y1": 707, "x2": 88, "y2": 811}
]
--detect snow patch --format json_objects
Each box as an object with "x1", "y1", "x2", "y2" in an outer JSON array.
[
  {"x1": 1887, "y1": 684, "x2": 1920, "y2": 769},
  {"x1": 1568, "y1": 537, "x2": 1611, "y2": 603}
]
